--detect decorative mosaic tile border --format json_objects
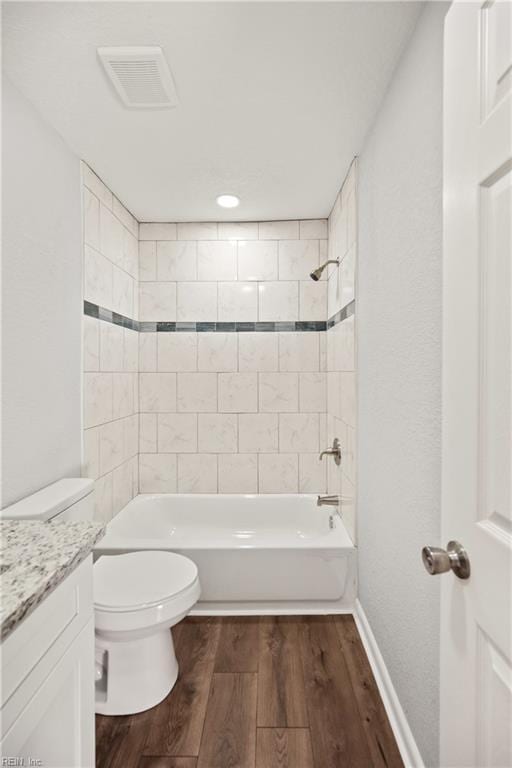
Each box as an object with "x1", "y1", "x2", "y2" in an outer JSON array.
[
  {"x1": 84, "y1": 299, "x2": 355, "y2": 332},
  {"x1": 326, "y1": 299, "x2": 355, "y2": 329}
]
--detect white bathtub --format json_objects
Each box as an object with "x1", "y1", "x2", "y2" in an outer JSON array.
[{"x1": 95, "y1": 494, "x2": 357, "y2": 613}]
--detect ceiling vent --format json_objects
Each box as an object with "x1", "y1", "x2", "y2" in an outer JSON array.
[{"x1": 97, "y1": 46, "x2": 177, "y2": 109}]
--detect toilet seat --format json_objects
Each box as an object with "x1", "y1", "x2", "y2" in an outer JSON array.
[
  {"x1": 94, "y1": 551, "x2": 198, "y2": 610},
  {"x1": 94, "y1": 551, "x2": 200, "y2": 634}
]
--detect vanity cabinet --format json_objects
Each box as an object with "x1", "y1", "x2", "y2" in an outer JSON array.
[{"x1": 1, "y1": 557, "x2": 95, "y2": 767}]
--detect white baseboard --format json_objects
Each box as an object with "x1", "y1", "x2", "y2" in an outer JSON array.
[
  {"x1": 191, "y1": 599, "x2": 354, "y2": 616},
  {"x1": 354, "y1": 599, "x2": 425, "y2": 768}
]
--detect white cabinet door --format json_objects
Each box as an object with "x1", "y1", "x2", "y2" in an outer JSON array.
[
  {"x1": 1, "y1": 618, "x2": 95, "y2": 768},
  {"x1": 442, "y1": 2, "x2": 512, "y2": 766}
]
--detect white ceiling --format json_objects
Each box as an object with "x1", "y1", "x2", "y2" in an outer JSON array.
[{"x1": 3, "y1": 2, "x2": 423, "y2": 222}]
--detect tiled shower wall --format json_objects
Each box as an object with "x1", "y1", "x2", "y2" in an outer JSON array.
[
  {"x1": 81, "y1": 164, "x2": 140, "y2": 521},
  {"x1": 137, "y1": 220, "x2": 329, "y2": 494},
  {"x1": 326, "y1": 160, "x2": 357, "y2": 541},
  {"x1": 80, "y1": 161, "x2": 357, "y2": 532}
]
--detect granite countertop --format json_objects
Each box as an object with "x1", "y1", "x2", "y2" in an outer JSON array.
[{"x1": 0, "y1": 520, "x2": 105, "y2": 641}]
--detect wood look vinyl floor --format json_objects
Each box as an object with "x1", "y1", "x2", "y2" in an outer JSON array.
[{"x1": 96, "y1": 616, "x2": 403, "y2": 768}]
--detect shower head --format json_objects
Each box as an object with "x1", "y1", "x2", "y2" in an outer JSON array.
[{"x1": 309, "y1": 260, "x2": 339, "y2": 281}]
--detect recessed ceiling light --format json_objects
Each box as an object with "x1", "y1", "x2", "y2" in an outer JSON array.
[{"x1": 216, "y1": 194, "x2": 240, "y2": 208}]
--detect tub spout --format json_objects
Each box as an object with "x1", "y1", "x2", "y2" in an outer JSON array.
[{"x1": 317, "y1": 494, "x2": 340, "y2": 507}]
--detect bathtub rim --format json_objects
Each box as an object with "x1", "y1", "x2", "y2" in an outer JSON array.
[{"x1": 96, "y1": 492, "x2": 355, "y2": 552}]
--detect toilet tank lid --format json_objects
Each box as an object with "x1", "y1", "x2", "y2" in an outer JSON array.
[{"x1": 1, "y1": 478, "x2": 94, "y2": 521}]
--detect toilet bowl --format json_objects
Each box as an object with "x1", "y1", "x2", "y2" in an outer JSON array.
[{"x1": 94, "y1": 550, "x2": 200, "y2": 716}]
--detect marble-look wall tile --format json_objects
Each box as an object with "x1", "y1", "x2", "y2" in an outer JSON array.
[
  {"x1": 258, "y1": 453, "x2": 298, "y2": 493},
  {"x1": 218, "y1": 282, "x2": 258, "y2": 321},
  {"x1": 139, "y1": 453, "x2": 177, "y2": 493},
  {"x1": 218, "y1": 453, "x2": 258, "y2": 493},
  {"x1": 123, "y1": 229, "x2": 139, "y2": 279},
  {"x1": 177, "y1": 453, "x2": 217, "y2": 492},
  {"x1": 112, "y1": 461, "x2": 133, "y2": 516},
  {"x1": 139, "y1": 282, "x2": 176, "y2": 322},
  {"x1": 158, "y1": 333, "x2": 197, "y2": 372},
  {"x1": 237, "y1": 241, "x2": 278, "y2": 281},
  {"x1": 177, "y1": 372, "x2": 217, "y2": 412},
  {"x1": 94, "y1": 473, "x2": 113, "y2": 523},
  {"x1": 84, "y1": 187, "x2": 340, "y2": 501},
  {"x1": 197, "y1": 333, "x2": 238, "y2": 372},
  {"x1": 279, "y1": 413, "x2": 319, "y2": 452},
  {"x1": 83, "y1": 427, "x2": 100, "y2": 480},
  {"x1": 100, "y1": 206, "x2": 124, "y2": 267},
  {"x1": 112, "y1": 373, "x2": 135, "y2": 419},
  {"x1": 340, "y1": 371, "x2": 356, "y2": 427},
  {"x1": 198, "y1": 413, "x2": 238, "y2": 453},
  {"x1": 139, "y1": 333, "x2": 157, "y2": 372},
  {"x1": 238, "y1": 333, "x2": 278, "y2": 372},
  {"x1": 218, "y1": 372, "x2": 258, "y2": 413},
  {"x1": 239, "y1": 413, "x2": 278, "y2": 453},
  {"x1": 157, "y1": 241, "x2": 197, "y2": 281},
  {"x1": 113, "y1": 197, "x2": 139, "y2": 239},
  {"x1": 299, "y1": 281, "x2": 327, "y2": 321},
  {"x1": 140, "y1": 413, "x2": 157, "y2": 453},
  {"x1": 83, "y1": 316, "x2": 99, "y2": 371},
  {"x1": 84, "y1": 246, "x2": 113, "y2": 309},
  {"x1": 259, "y1": 220, "x2": 299, "y2": 240},
  {"x1": 84, "y1": 187, "x2": 100, "y2": 250},
  {"x1": 139, "y1": 241, "x2": 157, "y2": 281},
  {"x1": 158, "y1": 413, "x2": 197, "y2": 453},
  {"x1": 82, "y1": 166, "x2": 142, "y2": 520},
  {"x1": 139, "y1": 223, "x2": 177, "y2": 241},
  {"x1": 197, "y1": 241, "x2": 237, "y2": 281},
  {"x1": 299, "y1": 453, "x2": 327, "y2": 493},
  {"x1": 278, "y1": 240, "x2": 319, "y2": 280},
  {"x1": 279, "y1": 333, "x2": 320, "y2": 372},
  {"x1": 326, "y1": 159, "x2": 358, "y2": 542},
  {"x1": 177, "y1": 282, "x2": 217, "y2": 321},
  {"x1": 218, "y1": 222, "x2": 258, "y2": 240},
  {"x1": 99, "y1": 420, "x2": 124, "y2": 475},
  {"x1": 177, "y1": 222, "x2": 218, "y2": 241},
  {"x1": 259, "y1": 281, "x2": 299, "y2": 321},
  {"x1": 299, "y1": 373, "x2": 327, "y2": 413},
  {"x1": 84, "y1": 373, "x2": 113, "y2": 428},
  {"x1": 123, "y1": 329, "x2": 138, "y2": 373},
  {"x1": 299, "y1": 220, "x2": 328, "y2": 239},
  {"x1": 132, "y1": 218, "x2": 332, "y2": 495},
  {"x1": 124, "y1": 414, "x2": 139, "y2": 460},
  {"x1": 140, "y1": 373, "x2": 177, "y2": 412},
  {"x1": 259, "y1": 372, "x2": 298, "y2": 412},
  {"x1": 99, "y1": 322, "x2": 124, "y2": 372}
]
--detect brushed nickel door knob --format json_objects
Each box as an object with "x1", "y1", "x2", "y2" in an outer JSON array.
[{"x1": 421, "y1": 541, "x2": 470, "y2": 580}]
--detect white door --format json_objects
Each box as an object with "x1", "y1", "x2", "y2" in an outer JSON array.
[{"x1": 441, "y1": 2, "x2": 512, "y2": 766}]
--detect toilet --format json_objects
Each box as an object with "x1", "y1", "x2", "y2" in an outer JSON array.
[
  {"x1": 94, "y1": 550, "x2": 200, "y2": 715},
  {"x1": 1, "y1": 478, "x2": 200, "y2": 716}
]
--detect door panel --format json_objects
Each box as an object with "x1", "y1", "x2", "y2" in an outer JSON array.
[
  {"x1": 476, "y1": 629, "x2": 512, "y2": 767},
  {"x1": 442, "y1": 3, "x2": 512, "y2": 766}
]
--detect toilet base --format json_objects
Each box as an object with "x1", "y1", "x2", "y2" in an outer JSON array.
[{"x1": 95, "y1": 628, "x2": 178, "y2": 716}]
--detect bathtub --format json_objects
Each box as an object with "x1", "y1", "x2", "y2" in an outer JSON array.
[{"x1": 95, "y1": 494, "x2": 357, "y2": 613}]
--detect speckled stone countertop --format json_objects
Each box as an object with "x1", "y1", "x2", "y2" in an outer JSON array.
[{"x1": 0, "y1": 520, "x2": 105, "y2": 641}]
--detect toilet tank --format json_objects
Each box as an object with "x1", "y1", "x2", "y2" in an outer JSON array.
[{"x1": 1, "y1": 478, "x2": 95, "y2": 522}]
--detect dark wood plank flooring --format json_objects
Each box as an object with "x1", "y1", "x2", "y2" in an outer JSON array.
[{"x1": 96, "y1": 615, "x2": 403, "y2": 768}]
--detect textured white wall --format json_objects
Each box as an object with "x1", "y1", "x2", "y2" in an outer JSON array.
[
  {"x1": 357, "y1": 5, "x2": 448, "y2": 765},
  {"x1": 1, "y1": 77, "x2": 82, "y2": 506}
]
